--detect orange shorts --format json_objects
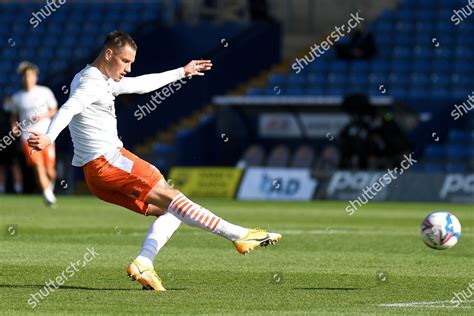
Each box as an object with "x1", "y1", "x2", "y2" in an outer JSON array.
[
  {"x1": 22, "y1": 141, "x2": 55, "y2": 167},
  {"x1": 83, "y1": 148, "x2": 163, "y2": 215}
]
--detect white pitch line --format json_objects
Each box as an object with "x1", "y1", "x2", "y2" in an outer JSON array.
[
  {"x1": 377, "y1": 300, "x2": 474, "y2": 308},
  {"x1": 125, "y1": 229, "x2": 473, "y2": 237},
  {"x1": 141, "y1": 229, "x2": 472, "y2": 237},
  {"x1": 276, "y1": 229, "x2": 472, "y2": 236}
]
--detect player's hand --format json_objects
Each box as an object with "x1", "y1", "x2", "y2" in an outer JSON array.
[
  {"x1": 27, "y1": 131, "x2": 51, "y2": 151},
  {"x1": 183, "y1": 60, "x2": 213, "y2": 77}
]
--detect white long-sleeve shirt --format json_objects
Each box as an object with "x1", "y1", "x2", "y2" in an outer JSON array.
[{"x1": 46, "y1": 65, "x2": 185, "y2": 166}]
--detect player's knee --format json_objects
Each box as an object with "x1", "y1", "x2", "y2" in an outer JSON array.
[
  {"x1": 147, "y1": 180, "x2": 179, "y2": 209},
  {"x1": 34, "y1": 164, "x2": 45, "y2": 175},
  {"x1": 146, "y1": 205, "x2": 166, "y2": 217},
  {"x1": 151, "y1": 183, "x2": 179, "y2": 200},
  {"x1": 47, "y1": 166, "x2": 56, "y2": 179}
]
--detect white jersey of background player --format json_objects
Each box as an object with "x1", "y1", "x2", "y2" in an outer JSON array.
[{"x1": 10, "y1": 62, "x2": 58, "y2": 206}]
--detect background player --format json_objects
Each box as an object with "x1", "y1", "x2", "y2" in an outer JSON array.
[
  {"x1": 10, "y1": 62, "x2": 58, "y2": 206},
  {"x1": 27, "y1": 31, "x2": 281, "y2": 291}
]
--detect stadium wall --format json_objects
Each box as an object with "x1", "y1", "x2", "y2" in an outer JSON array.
[{"x1": 167, "y1": 166, "x2": 474, "y2": 203}]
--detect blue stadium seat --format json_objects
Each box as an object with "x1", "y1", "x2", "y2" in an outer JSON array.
[
  {"x1": 430, "y1": 88, "x2": 450, "y2": 100},
  {"x1": 305, "y1": 86, "x2": 324, "y2": 95},
  {"x1": 328, "y1": 73, "x2": 347, "y2": 86},
  {"x1": 423, "y1": 163, "x2": 445, "y2": 172},
  {"x1": 152, "y1": 143, "x2": 174, "y2": 155},
  {"x1": 414, "y1": 22, "x2": 433, "y2": 33},
  {"x1": 433, "y1": 48, "x2": 452, "y2": 60},
  {"x1": 351, "y1": 61, "x2": 370, "y2": 73},
  {"x1": 454, "y1": 61, "x2": 471, "y2": 74},
  {"x1": 451, "y1": 89, "x2": 468, "y2": 99},
  {"x1": 326, "y1": 86, "x2": 345, "y2": 95},
  {"x1": 407, "y1": 88, "x2": 426, "y2": 99},
  {"x1": 411, "y1": 73, "x2": 430, "y2": 86},
  {"x1": 288, "y1": 73, "x2": 306, "y2": 84},
  {"x1": 415, "y1": 10, "x2": 435, "y2": 20},
  {"x1": 286, "y1": 86, "x2": 305, "y2": 95},
  {"x1": 307, "y1": 73, "x2": 326, "y2": 85},
  {"x1": 268, "y1": 74, "x2": 287, "y2": 86},
  {"x1": 388, "y1": 87, "x2": 406, "y2": 99},
  {"x1": 446, "y1": 163, "x2": 466, "y2": 173},
  {"x1": 392, "y1": 76, "x2": 411, "y2": 90},
  {"x1": 419, "y1": 0, "x2": 433, "y2": 8},
  {"x1": 370, "y1": 60, "x2": 390, "y2": 74},
  {"x1": 424, "y1": 145, "x2": 445, "y2": 159},
  {"x1": 349, "y1": 73, "x2": 368, "y2": 84},
  {"x1": 392, "y1": 46, "x2": 412, "y2": 59},
  {"x1": 394, "y1": 33, "x2": 414, "y2": 45},
  {"x1": 446, "y1": 145, "x2": 469, "y2": 159},
  {"x1": 375, "y1": 20, "x2": 393, "y2": 34},
  {"x1": 414, "y1": 47, "x2": 433, "y2": 59},
  {"x1": 246, "y1": 88, "x2": 265, "y2": 96},
  {"x1": 330, "y1": 61, "x2": 350, "y2": 72},
  {"x1": 456, "y1": 50, "x2": 473, "y2": 64},
  {"x1": 368, "y1": 73, "x2": 388, "y2": 84},
  {"x1": 397, "y1": 9, "x2": 415, "y2": 21},
  {"x1": 308, "y1": 60, "x2": 329, "y2": 72},
  {"x1": 434, "y1": 61, "x2": 452, "y2": 74},
  {"x1": 390, "y1": 61, "x2": 411, "y2": 73},
  {"x1": 346, "y1": 85, "x2": 367, "y2": 95},
  {"x1": 448, "y1": 130, "x2": 469, "y2": 144},
  {"x1": 395, "y1": 21, "x2": 415, "y2": 32}
]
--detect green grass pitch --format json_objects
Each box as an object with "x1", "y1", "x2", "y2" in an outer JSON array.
[{"x1": 0, "y1": 195, "x2": 473, "y2": 315}]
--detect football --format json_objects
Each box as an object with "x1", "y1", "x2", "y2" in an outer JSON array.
[{"x1": 420, "y1": 211, "x2": 461, "y2": 250}]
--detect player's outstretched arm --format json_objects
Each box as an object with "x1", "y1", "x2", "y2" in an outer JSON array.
[{"x1": 117, "y1": 60, "x2": 213, "y2": 95}]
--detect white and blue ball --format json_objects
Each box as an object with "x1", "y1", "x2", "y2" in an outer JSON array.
[{"x1": 420, "y1": 211, "x2": 461, "y2": 250}]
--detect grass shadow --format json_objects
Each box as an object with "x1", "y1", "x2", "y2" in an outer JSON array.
[
  {"x1": 293, "y1": 287, "x2": 365, "y2": 291},
  {"x1": 0, "y1": 284, "x2": 187, "y2": 291}
]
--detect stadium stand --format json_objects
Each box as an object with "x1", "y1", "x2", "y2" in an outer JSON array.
[
  {"x1": 290, "y1": 145, "x2": 315, "y2": 168},
  {"x1": 266, "y1": 145, "x2": 291, "y2": 167},
  {"x1": 0, "y1": 1, "x2": 168, "y2": 96},
  {"x1": 228, "y1": 0, "x2": 474, "y2": 172}
]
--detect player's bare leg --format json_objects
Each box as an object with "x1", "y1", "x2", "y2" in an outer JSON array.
[
  {"x1": 46, "y1": 164, "x2": 56, "y2": 192},
  {"x1": 33, "y1": 164, "x2": 56, "y2": 207}
]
